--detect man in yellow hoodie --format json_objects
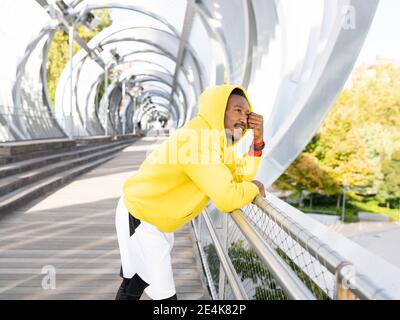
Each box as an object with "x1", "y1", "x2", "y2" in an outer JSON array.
[{"x1": 115, "y1": 85, "x2": 265, "y2": 300}]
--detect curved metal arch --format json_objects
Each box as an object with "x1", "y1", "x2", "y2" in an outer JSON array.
[
  {"x1": 122, "y1": 51, "x2": 200, "y2": 96},
  {"x1": 97, "y1": 69, "x2": 184, "y2": 133},
  {"x1": 109, "y1": 84, "x2": 125, "y2": 133},
  {"x1": 59, "y1": 46, "x2": 108, "y2": 135},
  {"x1": 117, "y1": 72, "x2": 183, "y2": 121},
  {"x1": 97, "y1": 81, "x2": 120, "y2": 134},
  {"x1": 73, "y1": 57, "x2": 173, "y2": 135},
  {"x1": 118, "y1": 59, "x2": 174, "y2": 78},
  {"x1": 125, "y1": 86, "x2": 179, "y2": 123},
  {"x1": 98, "y1": 38, "x2": 201, "y2": 110},
  {"x1": 40, "y1": 28, "x2": 68, "y2": 136},
  {"x1": 74, "y1": 2, "x2": 181, "y2": 37},
  {"x1": 74, "y1": 53, "x2": 95, "y2": 134},
  {"x1": 91, "y1": 75, "x2": 178, "y2": 124},
  {"x1": 241, "y1": 0, "x2": 257, "y2": 88},
  {"x1": 116, "y1": 57, "x2": 197, "y2": 113},
  {"x1": 192, "y1": 2, "x2": 230, "y2": 85},
  {"x1": 141, "y1": 104, "x2": 171, "y2": 121},
  {"x1": 56, "y1": 22, "x2": 201, "y2": 132},
  {"x1": 54, "y1": 2, "x2": 189, "y2": 113},
  {"x1": 113, "y1": 73, "x2": 183, "y2": 123},
  {"x1": 60, "y1": 58, "x2": 186, "y2": 135},
  {"x1": 109, "y1": 47, "x2": 202, "y2": 98},
  {"x1": 136, "y1": 87, "x2": 173, "y2": 99},
  {"x1": 70, "y1": 3, "x2": 206, "y2": 90},
  {"x1": 70, "y1": 48, "x2": 110, "y2": 136},
  {"x1": 135, "y1": 103, "x2": 176, "y2": 126},
  {"x1": 68, "y1": 41, "x2": 193, "y2": 130},
  {"x1": 137, "y1": 103, "x2": 176, "y2": 116},
  {"x1": 56, "y1": 43, "x2": 91, "y2": 118},
  {"x1": 33, "y1": 12, "x2": 200, "y2": 139},
  {"x1": 141, "y1": 90, "x2": 172, "y2": 105},
  {"x1": 109, "y1": 83, "x2": 132, "y2": 135},
  {"x1": 193, "y1": 0, "x2": 257, "y2": 87},
  {"x1": 84, "y1": 73, "x2": 108, "y2": 135},
  {"x1": 120, "y1": 70, "x2": 188, "y2": 127},
  {"x1": 131, "y1": 89, "x2": 180, "y2": 123},
  {"x1": 133, "y1": 75, "x2": 188, "y2": 110},
  {"x1": 96, "y1": 26, "x2": 206, "y2": 90},
  {"x1": 59, "y1": 27, "x2": 202, "y2": 131},
  {"x1": 136, "y1": 81, "x2": 173, "y2": 95},
  {"x1": 120, "y1": 95, "x2": 135, "y2": 133},
  {"x1": 11, "y1": 25, "x2": 57, "y2": 139}
]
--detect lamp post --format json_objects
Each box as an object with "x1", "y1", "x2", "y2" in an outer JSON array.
[
  {"x1": 121, "y1": 81, "x2": 126, "y2": 135},
  {"x1": 131, "y1": 84, "x2": 143, "y2": 135},
  {"x1": 68, "y1": 25, "x2": 74, "y2": 139},
  {"x1": 341, "y1": 185, "x2": 363, "y2": 222},
  {"x1": 341, "y1": 186, "x2": 348, "y2": 223},
  {"x1": 105, "y1": 65, "x2": 108, "y2": 136}
]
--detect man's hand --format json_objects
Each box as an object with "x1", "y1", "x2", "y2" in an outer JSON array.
[
  {"x1": 247, "y1": 112, "x2": 264, "y2": 144},
  {"x1": 252, "y1": 180, "x2": 265, "y2": 197}
]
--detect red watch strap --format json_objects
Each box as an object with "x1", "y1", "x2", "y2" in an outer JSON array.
[
  {"x1": 248, "y1": 149, "x2": 262, "y2": 157},
  {"x1": 254, "y1": 140, "x2": 265, "y2": 147}
]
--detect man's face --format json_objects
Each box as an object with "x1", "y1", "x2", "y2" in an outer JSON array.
[{"x1": 224, "y1": 94, "x2": 249, "y2": 142}]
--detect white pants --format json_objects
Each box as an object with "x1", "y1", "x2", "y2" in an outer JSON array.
[{"x1": 115, "y1": 195, "x2": 176, "y2": 300}]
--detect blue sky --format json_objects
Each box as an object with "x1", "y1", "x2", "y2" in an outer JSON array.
[{"x1": 355, "y1": 0, "x2": 400, "y2": 66}]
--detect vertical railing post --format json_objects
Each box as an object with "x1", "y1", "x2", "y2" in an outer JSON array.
[
  {"x1": 217, "y1": 213, "x2": 228, "y2": 299},
  {"x1": 104, "y1": 63, "x2": 109, "y2": 136},
  {"x1": 68, "y1": 25, "x2": 75, "y2": 139},
  {"x1": 335, "y1": 262, "x2": 357, "y2": 300},
  {"x1": 132, "y1": 97, "x2": 137, "y2": 135}
]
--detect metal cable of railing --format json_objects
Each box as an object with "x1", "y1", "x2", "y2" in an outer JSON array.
[
  {"x1": 191, "y1": 219, "x2": 218, "y2": 300},
  {"x1": 253, "y1": 196, "x2": 347, "y2": 276},
  {"x1": 194, "y1": 203, "x2": 328, "y2": 299},
  {"x1": 193, "y1": 193, "x2": 396, "y2": 300},
  {"x1": 201, "y1": 210, "x2": 248, "y2": 300},
  {"x1": 252, "y1": 195, "x2": 393, "y2": 300},
  {"x1": 193, "y1": 205, "x2": 315, "y2": 300},
  {"x1": 241, "y1": 199, "x2": 336, "y2": 299},
  {"x1": 230, "y1": 209, "x2": 316, "y2": 300}
]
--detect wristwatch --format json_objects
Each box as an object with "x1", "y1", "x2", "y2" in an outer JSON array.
[{"x1": 252, "y1": 140, "x2": 265, "y2": 151}]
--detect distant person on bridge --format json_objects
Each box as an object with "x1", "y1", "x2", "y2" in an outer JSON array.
[{"x1": 115, "y1": 85, "x2": 266, "y2": 300}]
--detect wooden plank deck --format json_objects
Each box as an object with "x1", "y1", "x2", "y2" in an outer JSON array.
[{"x1": 0, "y1": 136, "x2": 209, "y2": 300}]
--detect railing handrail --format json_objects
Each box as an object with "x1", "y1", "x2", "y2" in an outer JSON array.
[
  {"x1": 202, "y1": 210, "x2": 248, "y2": 300},
  {"x1": 252, "y1": 195, "x2": 394, "y2": 300},
  {"x1": 230, "y1": 208, "x2": 316, "y2": 300},
  {"x1": 194, "y1": 193, "x2": 398, "y2": 300},
  {"x1": 253, "y1": 196, "x2": 345, "y2": 274},
  {"x1": 191, "y1": 219, "x2": 218, "y2": 300}
]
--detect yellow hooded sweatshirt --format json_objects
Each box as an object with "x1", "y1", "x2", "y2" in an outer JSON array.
[{"x1": 123, "y1": 85, "x2": 261, "y2": 232}]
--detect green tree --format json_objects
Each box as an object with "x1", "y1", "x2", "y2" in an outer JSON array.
[
  {"x1": 228, "y1": 240, "x2": 287, "y2": 300},
  {"x1": 47, "y1": 9, "x2": 112, "y2": 106},
  {"x1": 275, "y1": 63, "x2": 400, "y2": 207},
  {"x1": 274, "y1": 152, "x2": 339, "y2": 196},
  {"x1": 379, "y1": 148, "x2": 400, "y2": 208}
]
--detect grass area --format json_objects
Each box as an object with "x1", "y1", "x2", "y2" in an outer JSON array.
[
  {"x1": 348, "y1": 200, "x2": 400, "y2": 221},
  {"x1": 292, "y1": 201, "x2": 400, "y2": 222},
  {"x1": 291, "y1": 204, "x2": 359, "y2": 222}
]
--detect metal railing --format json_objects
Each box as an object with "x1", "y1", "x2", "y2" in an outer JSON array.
[
  {"x1": 0, "y1": 104, "x2": 143, "y2": 142},
  {"x1": 192, "y1": 194, "x2": 397, "y2": 300},
  {"x1": 0, "y1": 104, "x2": 66, "y2": 141}
]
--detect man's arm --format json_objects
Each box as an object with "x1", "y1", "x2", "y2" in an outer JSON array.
[
  {"x1": 231, "y1": 150, "x2": 262, "y2": 182},
  {"x1": 183, "y1": 146, "x2": 260, "y2": 213},
  {"x1": 233, "y1": 111, "x2": 265, "y2": 182}
]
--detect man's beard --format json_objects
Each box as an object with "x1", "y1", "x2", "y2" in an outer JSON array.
[{"x1": 225, "y1": 128, "x2": 242, "y2": 145}]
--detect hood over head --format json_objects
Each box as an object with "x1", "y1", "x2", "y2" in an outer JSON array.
[{"x1": 197, "y1": 84, "x2": 253, "y2": 145}]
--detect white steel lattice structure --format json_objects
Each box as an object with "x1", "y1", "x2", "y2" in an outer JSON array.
[
  {"x1": 4, "y1": 0, "x2": 400, "y2": 300},
  {"x1": 0, "y1": 0, "x2": 379, "y2": 188}
]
